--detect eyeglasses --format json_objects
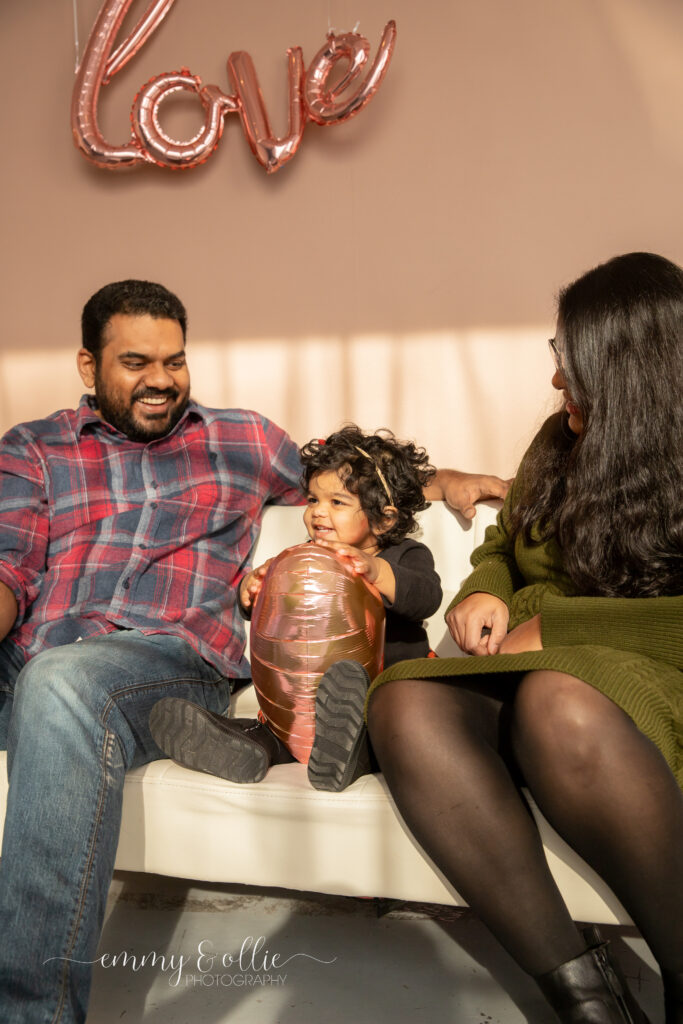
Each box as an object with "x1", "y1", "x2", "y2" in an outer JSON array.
[{"x1": 548, "y1": 337, "x2": 564, "y2": 372}]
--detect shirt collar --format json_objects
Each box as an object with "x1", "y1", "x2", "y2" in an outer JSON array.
[{"x1": 75, "y1": 395, "x2": 206, "y2": 440}]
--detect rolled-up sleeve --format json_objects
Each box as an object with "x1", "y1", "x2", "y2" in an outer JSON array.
[{"x1": 0, "y1": 428, "x2": 48, "y2": 623}]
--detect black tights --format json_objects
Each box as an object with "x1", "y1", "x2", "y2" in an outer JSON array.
[{"x1": 367, "y1": 671, "x2": 683, "y2": 977}]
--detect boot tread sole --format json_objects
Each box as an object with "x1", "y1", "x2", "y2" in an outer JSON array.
[
  {"x1": 307, "y1": 662, "x2": 370, "y2": 792},
  {"x1": 149, "y1": 699, "x2": 268, "y2": 783}
]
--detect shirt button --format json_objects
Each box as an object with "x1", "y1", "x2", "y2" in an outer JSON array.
[
  {"x1": 139, "y1": 543, "x2": 147, "y2": 549},
  {"x1": 122, "y1": 580, "x2": 130, "y2": 590},
  {"x1": 150, "y1": 502, "x2": 158, "y2": 510}
]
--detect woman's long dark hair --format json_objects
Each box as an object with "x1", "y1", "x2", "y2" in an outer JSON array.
[{"x1": 511, "y1": 252, "x2": 682, "y2": 597}]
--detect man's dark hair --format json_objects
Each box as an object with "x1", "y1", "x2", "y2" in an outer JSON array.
[
  {"x1": 300, "y1": 424, "x2": 435, "y2": 549},
  {"x1": 81, "y1": 280, "x2": 187, "y2": 359}
]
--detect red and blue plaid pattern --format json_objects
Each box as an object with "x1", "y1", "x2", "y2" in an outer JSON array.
[{"x1": 0, "y1": 398, "x2": 304, "y2": 677}]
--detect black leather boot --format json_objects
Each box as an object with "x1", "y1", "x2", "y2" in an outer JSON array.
[
  {"x1": 535, "y1": 926, "x2": 651, "y2": 1023},
  {"x1": 149, "y1": 698, "x2": 294, "y2": 783},
  {"x1": 662, "y1": 968, "x2": 683, "y2": 1024}
]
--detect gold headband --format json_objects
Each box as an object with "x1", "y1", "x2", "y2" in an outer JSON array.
[{"x1": 352, "y1": 445, "x2": 393, "y2": 505}]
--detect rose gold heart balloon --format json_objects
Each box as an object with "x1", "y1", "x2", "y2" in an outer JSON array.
[{"x1": 250, "y1": 543, "x2": 385, "y2": 763}]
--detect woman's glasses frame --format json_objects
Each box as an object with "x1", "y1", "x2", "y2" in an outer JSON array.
[{"x1": 548, "y1": 337, "x2": 564, "y2": 372}]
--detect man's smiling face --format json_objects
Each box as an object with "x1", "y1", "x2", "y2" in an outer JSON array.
[{"x1": 78, "y1": 313, "x2": 190, "y2": 442}]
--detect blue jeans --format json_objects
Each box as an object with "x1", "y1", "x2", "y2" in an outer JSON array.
[{"x1": 0, "y1": 630, "x2": 232, "y2": 1023}]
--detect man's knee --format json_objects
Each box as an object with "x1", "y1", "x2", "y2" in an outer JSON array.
[
  {"x1": 15, "y1": 645, "x2": 97, "y2": 707},
  {"x1": 9, "y1": 645, "x2": 120, "y2": 757}
]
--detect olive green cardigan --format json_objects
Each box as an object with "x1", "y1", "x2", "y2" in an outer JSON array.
[{"x1": 367, "y1": 448, "x2": 682, "y2": 788}]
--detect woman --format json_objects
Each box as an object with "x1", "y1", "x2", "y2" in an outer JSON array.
[{"x1": 366, "y1": 252, "x2": 682, "y2": 1024}]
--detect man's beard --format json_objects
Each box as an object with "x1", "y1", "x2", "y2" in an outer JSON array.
[{"x1": 94, "y1": 376, "x2": 189, "y2": 442}]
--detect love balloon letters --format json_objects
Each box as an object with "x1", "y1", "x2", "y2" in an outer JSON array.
[{"x1": 71, "y1": 0, "x2": 397, "y2": 173}]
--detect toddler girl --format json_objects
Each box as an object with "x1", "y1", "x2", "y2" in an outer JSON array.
[{"x1": 150, "y1": 425, "x2": 442, "y2": 791}]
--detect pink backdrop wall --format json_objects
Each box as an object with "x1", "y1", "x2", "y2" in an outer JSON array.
[{"x1": 1, "y1": 0, "x2": 682, "y2": 474}]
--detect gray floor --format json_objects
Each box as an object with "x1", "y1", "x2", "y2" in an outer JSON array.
[{"x1": 87, "y1": 872, "x2": 665, "y2": 1023}]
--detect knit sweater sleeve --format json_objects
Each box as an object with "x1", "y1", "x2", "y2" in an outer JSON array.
[{"x1": 540, "y1": 593, "x2": 683, "y2": 670}]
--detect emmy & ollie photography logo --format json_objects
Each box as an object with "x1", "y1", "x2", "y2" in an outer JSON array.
[{"x1": 44, "y1": 935, "x2": 337, "y2": 988}]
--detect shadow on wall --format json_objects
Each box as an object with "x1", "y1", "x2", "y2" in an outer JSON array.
[{"x1": 0, "y1": 328, "x2": 557, "y2": 476}]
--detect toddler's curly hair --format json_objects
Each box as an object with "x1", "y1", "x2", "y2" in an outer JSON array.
[{"x1": 300, "y1": 424, "x2": 435, "y2": 549}]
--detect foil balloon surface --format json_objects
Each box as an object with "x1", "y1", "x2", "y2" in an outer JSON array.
[
  {"x1": 71, "y1": 0, "x2": 397, "y2": 173},
  {"x1": 250, "y1": 543, "x2": 385, "y2": 764}
]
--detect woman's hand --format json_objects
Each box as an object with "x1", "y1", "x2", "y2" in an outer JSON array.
[
  {"x1": 497, "y1": 614, "x2": 542, "y2": 654},
  {"x1": 447, "y1": 592, "x2": 510, "y2": 655},
  {"x1": 239, "y1": 559, "x2": 273, "y2": 610}
]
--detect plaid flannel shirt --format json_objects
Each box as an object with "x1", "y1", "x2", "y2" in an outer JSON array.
[{"x1": 0, "y1": 397, "x2": 304, "y2": 678}]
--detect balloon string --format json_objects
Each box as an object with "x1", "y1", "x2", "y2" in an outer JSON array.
[
  {"x1": 72, "y1": 0, "x2": 81, "y2": 71},
  {"x1": 327, "y1": 2, "x2": 360, "y2": 34}
]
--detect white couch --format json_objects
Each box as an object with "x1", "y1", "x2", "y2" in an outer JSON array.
[{"x1": 0, "y1": 501, "x2": 631, "y2": 924}]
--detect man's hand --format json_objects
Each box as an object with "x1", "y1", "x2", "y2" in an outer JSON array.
[
  {"x1": 447, "y1": 592, "x2": 510, "y2": 655},
  {"x1": 497, "y1": 614, "x2": 542, "y2": 654},
  {"x1": 426, "y1": 469, "x2": 511, "y2": 519}
]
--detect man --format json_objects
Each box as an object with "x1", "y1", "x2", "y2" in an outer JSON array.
[{"x1": 0, "y1": 279, "x2": 508, "y2": 1022}]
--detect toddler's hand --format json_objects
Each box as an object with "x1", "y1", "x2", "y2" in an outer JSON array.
[
  {"x1": 239, "y1": 560, "x2": 273, "y2": 610},
  {"x1": 315, "y1": 540, "x2": 379, "y2": 582}
]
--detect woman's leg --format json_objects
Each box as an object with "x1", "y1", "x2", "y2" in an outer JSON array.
[
  {"x1": 367, "y1": 676, "x2": 586, "y2": 975},
  {"x1": 512, "y1": 671, "x2": 683, "y2": 979}
]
